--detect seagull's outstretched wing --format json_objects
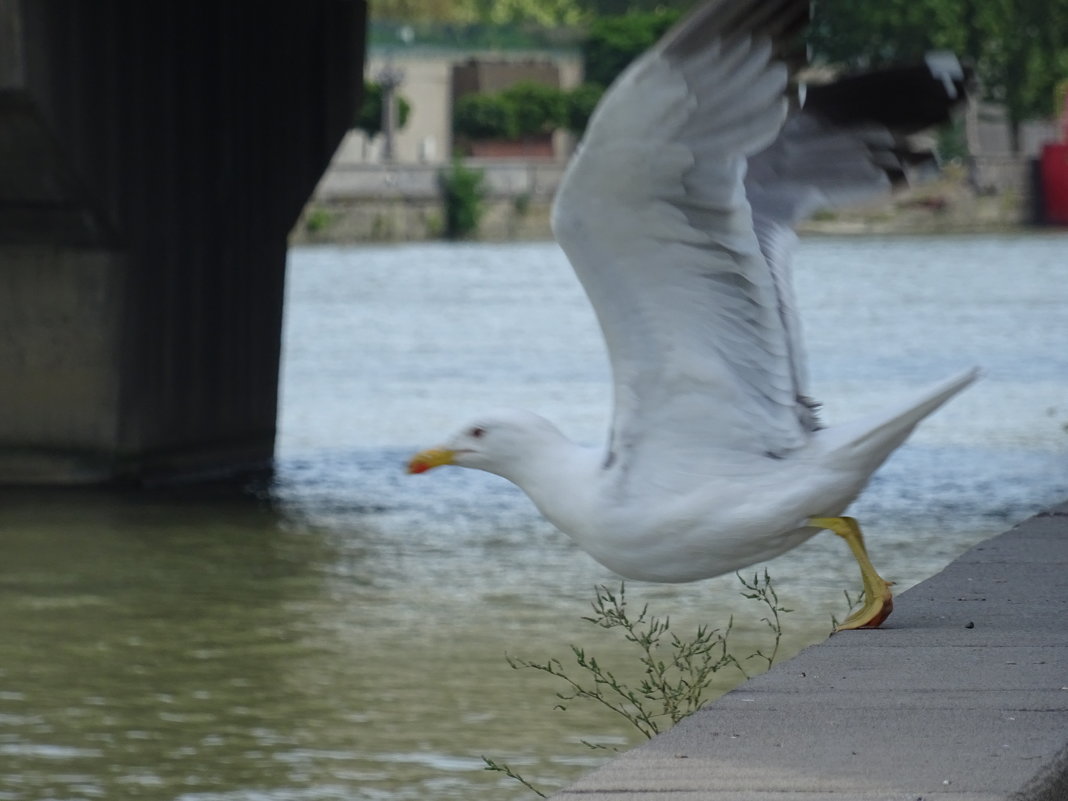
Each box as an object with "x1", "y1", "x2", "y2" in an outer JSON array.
[
  {"x1": 552, "y1": 0, "x2": 812, "y2": 483},
  {"x1": 553, "y1": 0, "x2": 971, "y2": 490}
]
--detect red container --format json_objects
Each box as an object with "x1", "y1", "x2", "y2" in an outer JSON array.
[{"x1": 1041, "y1": 143, "x2": 1068, "y2": 225}]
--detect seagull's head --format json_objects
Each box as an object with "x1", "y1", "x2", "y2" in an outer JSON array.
[{"x1": 407, "y1": 409, "x2": 566, "y2": 480}]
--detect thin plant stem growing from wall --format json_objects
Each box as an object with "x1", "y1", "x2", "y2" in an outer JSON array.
[{"x1": 483, "y1": 570, "x2": 795, "y2": 796}]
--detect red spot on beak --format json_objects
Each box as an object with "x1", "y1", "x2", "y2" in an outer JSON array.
[{"x1": 407, "y1": 448, "x2": 454, "y2": 474}]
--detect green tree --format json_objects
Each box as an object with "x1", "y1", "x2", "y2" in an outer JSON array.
[
  {"x1": 354, "y1": 81, "x2": 412, "y2": 139},
  {"x1": 968, "y1": 0, "x2": 1068, "y2": 139},
  {"x1": 370, "y1": 0, "x2": 696, "y2": 25},
  {"x1": 807, "y1": 0, "x2": 963, "y2": 67},
  {"x1": 457, "y1": 0, "x2": 587, "y2": 26},
  {"x1": 582, "y1": 8, "x2": 683, "y2": 87},
  {"x1": 371, "y1": 0, "x2": 458, "y2": 22},
  {"x1": 809, "y1": 0, "x2": 1068, "y2": 147},
  {"x1": 577, "y1": 0, "x2": 694, "y2": 14}
]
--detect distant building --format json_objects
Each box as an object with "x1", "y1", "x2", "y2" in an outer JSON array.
[
  {"x1": 334, "y1": 45, "x2": 583, "y2": 165},
  {"x1": 965, "y1": 102, "x2": 1057, "y2": 195}
]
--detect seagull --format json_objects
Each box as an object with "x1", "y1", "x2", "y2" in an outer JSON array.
[{"x1": 408, "y1": 0, "x2": 977, "y2": 631}]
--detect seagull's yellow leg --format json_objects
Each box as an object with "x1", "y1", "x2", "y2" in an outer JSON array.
[{"x1": 809, "y1": 516, "x2": 894, "y2": 631}]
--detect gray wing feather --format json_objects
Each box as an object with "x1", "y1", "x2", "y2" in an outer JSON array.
[{"x1": 553, "y1": 0, "x2": 812, "y2": 487}]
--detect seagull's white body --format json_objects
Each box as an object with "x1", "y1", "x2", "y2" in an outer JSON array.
[
  {"x1": 410, "y1": 0, "x2": 977, "y2": 592},
  {"x1": 453, "y1": 366, "x2": 974, "y2": 584}
]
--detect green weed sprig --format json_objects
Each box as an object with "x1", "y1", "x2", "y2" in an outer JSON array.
[{"x1": 483, "y1": 570, "x2": 792, "y2": 796}]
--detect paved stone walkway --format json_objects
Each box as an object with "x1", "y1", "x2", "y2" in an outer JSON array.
[{"x1": 552, "y1": 502, "x2": 1068, "y2": 801}]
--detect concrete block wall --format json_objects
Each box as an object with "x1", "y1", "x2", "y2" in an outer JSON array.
[{"x1": 552, "y1": 504, "x2": 1068, "y2": 801}]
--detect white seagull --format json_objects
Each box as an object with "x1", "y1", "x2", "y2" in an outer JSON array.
[{"x1": 409, "y1": 0, "x2": 977, "y2": 630}]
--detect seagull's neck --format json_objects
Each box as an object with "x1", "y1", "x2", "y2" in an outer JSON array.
[{"x1": 498, "y1": 430, "x2": 601, "y2": 539}]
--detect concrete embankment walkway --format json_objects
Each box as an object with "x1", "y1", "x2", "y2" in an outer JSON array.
[{"x1": 551, "y1": 503, "x2": 1068, "y2": 801}]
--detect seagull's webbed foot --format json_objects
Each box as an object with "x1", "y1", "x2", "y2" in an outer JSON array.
[{"x1": 809, "y1": 516, "x2": 894, "y2": 632}]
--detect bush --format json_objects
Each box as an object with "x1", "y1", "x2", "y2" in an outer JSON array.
[
  {"x1": 454, "y1": 92, "x2": 518, "y2": 140},
  {"x1": 303, "y1": 206, "x2": 333, "y2": 235},
  {"x1": 454, "y1": 81, "x2": 575, "y2": 141},
  {"x1": 501, "y1": 81, "x2": 568, "y2": 137},
  {"x1": 565, "y1": 82, "x2": 604, "y2": 135},
  {"x1": 439, "y1": 158, "x2": 485, "y2": 239}
]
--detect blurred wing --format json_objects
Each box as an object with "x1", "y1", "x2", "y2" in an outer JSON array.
[
  {"x1": 744, "y1": 53, "x2": 974, "y2": 421},
  {"x1": 552, "y1": 0, "x2": 812, "y2": 486},
  {"x1": 748, "y1": 53, "x2": 974, "y2": 228}
]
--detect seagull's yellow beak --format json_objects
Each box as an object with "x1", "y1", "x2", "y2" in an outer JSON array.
[{"x1": 407, "y1": 447, "x2": 456, "y2": 474}]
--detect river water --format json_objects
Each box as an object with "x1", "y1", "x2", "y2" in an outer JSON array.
[{"x1": 1, "y1": 234, "x2": 1066, "y2": 800}]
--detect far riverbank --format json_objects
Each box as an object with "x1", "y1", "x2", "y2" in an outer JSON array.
[{"x1": 291, "y1": 161, "x2": 1039, "y2": 244}]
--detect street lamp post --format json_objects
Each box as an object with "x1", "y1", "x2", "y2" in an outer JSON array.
[
  {"x1": 376, "y1": 26, "x2": 412, "y2": 163},
  {"x1": 376, "y1": 63, "x2": 404, "y2": 163}
]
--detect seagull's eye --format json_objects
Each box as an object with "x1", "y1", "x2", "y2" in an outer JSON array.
[{"x1": 469, "y1": 426, "x2": 486, "y2": 439}]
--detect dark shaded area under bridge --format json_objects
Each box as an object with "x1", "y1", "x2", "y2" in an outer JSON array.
[{"x1": 0, "y1": 0, "x2": 366, "y2": 484}]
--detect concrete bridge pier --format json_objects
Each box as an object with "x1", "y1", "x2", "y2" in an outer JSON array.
[{"x1": 0, "y1": 1, "x2": 365, "y2": 484}]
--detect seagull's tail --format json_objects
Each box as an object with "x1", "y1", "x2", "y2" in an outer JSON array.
[{"x1": 821, "y1": 367, "x2": 980, "y2": 474}]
